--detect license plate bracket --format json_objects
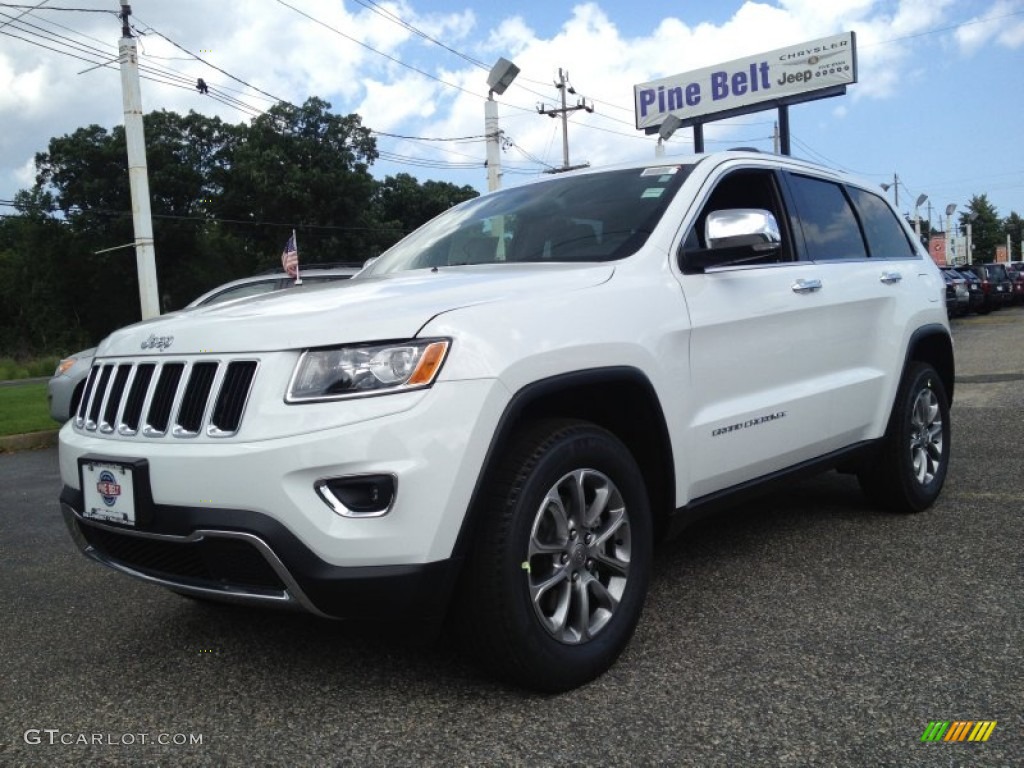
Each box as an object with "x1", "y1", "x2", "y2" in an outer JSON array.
[{"x1": 78, "y1": 455, "x2": 153, "y2": 527}]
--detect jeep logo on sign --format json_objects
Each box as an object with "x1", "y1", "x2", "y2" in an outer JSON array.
[{"x1": 140, "y1": 334, "x2": 174, "y2": 351}]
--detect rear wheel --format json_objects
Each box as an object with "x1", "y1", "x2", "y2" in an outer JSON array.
[
  {"x1": 858, "y1": 362, "x2": 950, "y2": 513},
  {"x1": 458, "y1": 419, "x2": 652, "y2": 692}
]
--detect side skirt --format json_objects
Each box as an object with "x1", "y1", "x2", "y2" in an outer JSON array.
[{"x1": 666, "y1": 440, "x2": 879, "y2": 539}]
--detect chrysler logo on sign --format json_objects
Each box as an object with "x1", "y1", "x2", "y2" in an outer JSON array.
[{"x1": 141, "y1": 334, "x2": 174, "y2": 351}]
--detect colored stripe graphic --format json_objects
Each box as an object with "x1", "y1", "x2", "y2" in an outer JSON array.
[
  {"x1": 945, "y1": 721, "x2": 973, "y2": 741},
  {"x1": 921, "y1": 720, "x2": 997, "y2": 742},
  {"x1": 968, "y1": 721, "x2": 997, "y2": 742}
]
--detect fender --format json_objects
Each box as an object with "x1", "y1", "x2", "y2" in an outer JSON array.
[{"x1": 449, "y1": 366, "x2": 676, "y2": 562}]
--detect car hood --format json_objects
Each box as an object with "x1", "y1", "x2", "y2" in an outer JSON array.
[{"x1": 95, "y1": 264, "x2": 615, "y2": 356}]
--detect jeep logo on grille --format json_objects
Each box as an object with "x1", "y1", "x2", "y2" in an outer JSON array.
[{"x1": 141, "y1": 334, "x2": 174, "y2": 351}]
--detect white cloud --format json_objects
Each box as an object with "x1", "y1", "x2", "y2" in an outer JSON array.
[
  {"x1": 0, "y1": 54, "x2": 49, "y2": 116},
  {"x1": 956, "y1": 0, "x2": 1024, "y2": 53},
  {"x1": 0, "y1": 0, "x2": 979, "y2": 199},
  {"x1": 12, "y1": 155, "x2": 36, "y2": 189}
]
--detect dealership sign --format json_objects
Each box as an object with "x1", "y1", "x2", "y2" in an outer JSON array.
[{"x1": 634, "y1": 32, "x2": 857, "y2": 131}]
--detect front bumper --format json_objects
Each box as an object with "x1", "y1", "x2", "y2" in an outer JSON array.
[
  {"x1": 61, "y1": 486, "x2": 459, "y2": 621},
  {"x1": 58, "y1": 376, "x2": 510, "y2": 619}
]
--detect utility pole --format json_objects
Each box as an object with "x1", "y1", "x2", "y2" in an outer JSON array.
[
  {"x1": 537, "y1": 68, "x2": 592, "y2": 173},
  {"x1": 119, "y1": 2, "x2": 160, "y2": 319}
]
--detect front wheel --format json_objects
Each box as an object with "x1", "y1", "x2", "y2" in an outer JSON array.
[
  {"x1": 458, "y1": 419, "x2": 652, "y2": 692},
  {"x1": 858, "y1": 362, "x2": 951, "y2": 513}
]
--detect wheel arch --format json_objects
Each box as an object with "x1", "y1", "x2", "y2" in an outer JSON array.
[
  {"x1": 451, "y1": 367, "x2": 676, "y2": 562},
  {"x1": 904, "y1": 324, "x2": 955, "y2": 405}
]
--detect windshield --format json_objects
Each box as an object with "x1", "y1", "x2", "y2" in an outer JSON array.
[{"x1": 362, "y1": 165, "x2": 692, "y2": 276}]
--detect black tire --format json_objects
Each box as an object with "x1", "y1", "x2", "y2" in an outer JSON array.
[
  {"x1": 858, "y1": 362, "x2": 950, "y2": 513},
  {"x1": 457, "y1": 419, "x2": 652, "y2": 692}
]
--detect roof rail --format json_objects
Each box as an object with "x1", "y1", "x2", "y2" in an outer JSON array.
[{"x1": 255, "y1": 261, "x2": 364, "y2": 276}]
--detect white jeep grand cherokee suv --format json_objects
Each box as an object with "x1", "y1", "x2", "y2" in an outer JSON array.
[{"x1": 59, "y1": 150, "x2": 953, "y2": 692}]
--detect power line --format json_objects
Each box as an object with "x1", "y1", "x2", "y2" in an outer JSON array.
[
  {"x1": 0, "y1": 0, "x2": 48, "y2": 32},
  {"x1": 0, "y1": 24, "x2": 107, "y2": 67},
  {"x1": 372, "y1": 130, "x2": 488, "y2": 142},
  {"x1": 8, "y1": 10, "x2": 512, "y2": 164},
  {"x1": 349, "y1": 0, "x2": 489, "y2": 70},
  {"x1": 131, "y1": 17, "x2": 288, "y2": 105},
  {"x1": 271, "y1": 0, "x2": 485, "y2": 101},
  {"x1": 0, "y1": 3, "x2": 113, "y2": 12}
]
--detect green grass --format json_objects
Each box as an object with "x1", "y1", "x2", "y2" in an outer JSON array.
[
  {"x1": 0, "y1": 383, "x2": 55, "y2": 436},
  {"x1": 0, "y1": 356, "x2": 61, "y2": 380}
]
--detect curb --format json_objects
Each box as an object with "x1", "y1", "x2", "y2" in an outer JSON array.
[
  {"x1": 0, "y1": 376, "x2": 50, "y2": 388},
  {"x1": 0, "y1": 430, "x2": 60, "y2": 453}
]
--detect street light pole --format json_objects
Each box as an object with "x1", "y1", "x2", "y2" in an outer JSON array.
[
  {"x1": 914, "y1": 193, "x2": 928, "y2": 240},
  {"x1": 483, "y1": 58, "x2": 519, "y2": 192},
  {"x1": 966, "y1": 212, "x2": 978, "y2": 265},
  {"x1": 881, "y1": 174, "x2": 900, "y2": 210},
  {"x1": 944, "y1": 204, "x2": 957, "y2": 265}
]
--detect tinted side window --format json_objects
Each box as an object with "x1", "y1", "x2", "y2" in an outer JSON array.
[
  {"x1": 847, "y1": 187, "x2": 917, "y2": 259},
  {"x1": 787, "y1": 174, "x2": 867, "y2": 261}
]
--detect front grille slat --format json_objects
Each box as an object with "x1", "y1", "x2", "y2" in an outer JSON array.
[
  {"x1": 75, "y1": 366, "x2": 101, "y2": 425},
  {"x1": 76, "y1": 358, "x2": 257, "y2": 439},
  {"x1": 210, "y1": 361, "x2": 258, "y2": 436},
  {"x1": 145, "y1": 363, "x2": 185, "y2": 435},
  {"x1": 100, "y1": 365, "x2": 132, "y2": 433},
  {"x1": 175, "y1": 362, "x2": 218, "y2": 435},
  {"x1": 85, "y1": 365, "x2": 114, "y2": 429},
  {"x1": 120, "y1": 363, "x2": 155, "y2": 434}
]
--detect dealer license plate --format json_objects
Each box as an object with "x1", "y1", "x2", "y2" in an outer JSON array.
[{"x1": 81, "y1": 460, "x2": 136, "y2": 526}]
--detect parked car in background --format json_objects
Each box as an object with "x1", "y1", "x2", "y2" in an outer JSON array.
[
  {"x1": 939, "y1": 266, "x2": 969, "y2": 317},
  {"x1": 1006, "y1": 264, "x2": 1024, "y2": 304},
  {"x1": 952, "y1": 267, "x2": 985, "y2": 314},
  {"x1": 960, "y1": 263, "x2": 1012, "y2": 313},
  {"x1": 47, "y1": 264, "x2": 361, "y2": 422}
]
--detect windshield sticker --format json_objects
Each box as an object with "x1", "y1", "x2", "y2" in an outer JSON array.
[
  {"x1": 642, "y1": 188, "x2": 666, "y2": 199},
  {"x1": 641, "y1": 165, "x2": 680, "y2": 177}
]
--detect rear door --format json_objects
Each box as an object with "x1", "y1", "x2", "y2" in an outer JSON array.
[{"x1": 782, "y1": 173, "x2": 927, "y2": 448}]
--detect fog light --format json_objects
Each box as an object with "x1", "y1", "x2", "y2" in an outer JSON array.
[{"x1": 315, "y1": 475, "x2": 396, "y2": 518}]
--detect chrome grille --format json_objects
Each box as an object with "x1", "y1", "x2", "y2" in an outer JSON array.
[{"x1": 75, "y1": 359, "x2": 258, "y2": 438}]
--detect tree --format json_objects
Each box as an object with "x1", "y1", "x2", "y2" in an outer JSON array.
[
  {"x1": 213, "y1": 97, "x2": 381, "y2": 268},
  {"x1": 372, "y1": 173, "x2": 479, "y2": 245},
  {"x1": 959, "y1": 194, "x2": 1001, "y2": 263},
  {"x1": 2, "y1": 96, "x2": 487, "y2": 356},
  {"x1": 0, "y1": 189, "x2": 82, "y2": 354}
]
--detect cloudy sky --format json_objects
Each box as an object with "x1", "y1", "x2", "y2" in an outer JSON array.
[{"x1": 1, "y1": 0, "x2": 1023, "y2": 229}]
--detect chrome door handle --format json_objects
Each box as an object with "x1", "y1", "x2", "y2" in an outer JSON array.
[
  {"x1": 880, "y1": 271, "x2": 903, "y2": 284},
  {"x1": 792, "y1": 278, "x2": 822, "y2": 293}
]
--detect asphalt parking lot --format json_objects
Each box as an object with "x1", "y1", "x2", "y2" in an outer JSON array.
[{"x1": 1, "y1": 308, "x2": 1022, "y2": 767}]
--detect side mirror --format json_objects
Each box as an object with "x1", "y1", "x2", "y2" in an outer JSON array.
[{"x1": 682, "y1": 208, "x2": 782, "y2": 273}]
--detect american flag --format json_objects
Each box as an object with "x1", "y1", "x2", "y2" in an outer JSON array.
[{"x1": 281, "y1": 232, "x2": 299, "y2": 278}]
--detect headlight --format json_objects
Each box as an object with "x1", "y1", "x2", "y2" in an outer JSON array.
[
  {"x1": 286, "y1": 339, "x2": 450, "y2": 402},
  {"x1": 54, "y1": 357, "x2": 77, "y2": 376}
]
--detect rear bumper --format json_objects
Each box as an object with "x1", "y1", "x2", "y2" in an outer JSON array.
[{"x1": 60, "y1": 485, "x2": 460, "y2": 621}]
